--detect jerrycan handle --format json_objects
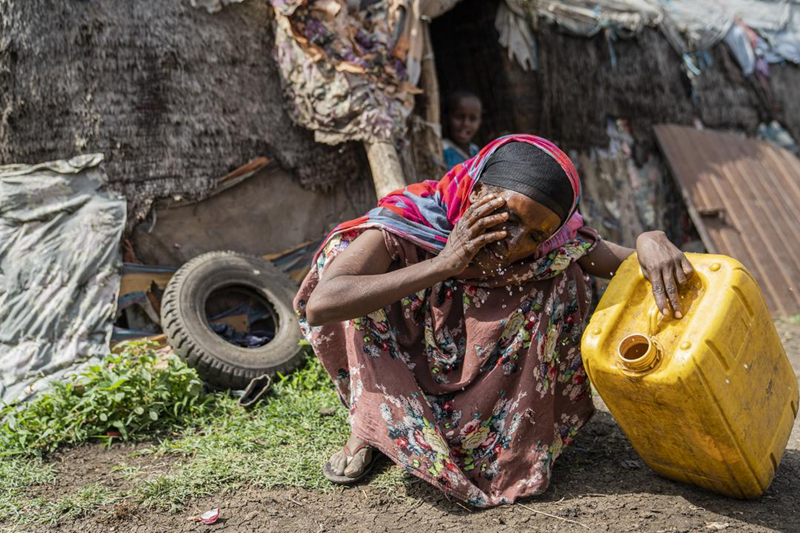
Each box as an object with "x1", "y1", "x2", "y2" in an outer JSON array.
[{"x1": 648, "y1": 305, "x2": 665, "y2": 336}]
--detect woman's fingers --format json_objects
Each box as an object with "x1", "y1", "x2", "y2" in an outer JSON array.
[
  {"x1": 681, "y1": 257, "x2": 695, "y2": 279},
  {"x1": 662, "y1": 267, "x2": 682, "y2": 317},
  {"x1": 463, "y1": 194, "x2": 497, "y2": 220},
  {"x1": 647, "y1": 266, "x2": 683, "y2": 318},
  {"x1": 646, "y1": 268, "x2": 670, "y2": 317},
  {"x1": 469, "y1": 212, "x2": 508, "y2": 237},
  {"x1": 472, "y1": 230, "x2": 507, "y2": 250},
  {"x1": 635, "y1": 232, "x2": 695, "y2": 319},
  {"x1": 467, "y1": 195, "x2": 505, "y2": 224},
  {"x1": 675, "y1": 264, "x2": 688, "y2": 285}
]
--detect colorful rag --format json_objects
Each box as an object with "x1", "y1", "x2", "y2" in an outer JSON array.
[{"x1": 317, "y1": 134, "x2": 584, "y2": 262}]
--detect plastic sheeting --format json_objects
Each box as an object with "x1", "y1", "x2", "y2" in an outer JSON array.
[
  {"x1": 658, "y1": 0, "x2": 793, "y2": 54},
  {"x1": 0, "y1": 154, "x2": 126, "y2": 403},
  {"x1": 497, "y1": 0, "x2": 800, "y2": 71},
  {"x1": 768, "y1": 3, "x2": 800, "y2": 63},
  {"x1": 496, "y1": 0, "x2": 538, "y2": 71}
]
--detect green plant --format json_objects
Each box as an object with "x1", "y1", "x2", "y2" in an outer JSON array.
[
  {"x1": 0, "y1": 341, "x2": 212, "y2": 456},
  {"x1": 133, "y1": 356, "x2": 355, "y2": 510},
  {"x1": 0, "y1": 354, "x2": 412, "y2": 526}
]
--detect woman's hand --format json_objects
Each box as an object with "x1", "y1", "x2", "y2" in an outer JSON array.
[
  {"x1": 636, "y1": 231, "x2": 694, "y2": 318},
  {"x1": 434, "y1": 194, "x2": 508, "y2": 277}
]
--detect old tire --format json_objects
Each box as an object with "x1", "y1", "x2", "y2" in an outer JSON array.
[{"x1": 161, "y1": 251, "x2": 304, "y2": 390}]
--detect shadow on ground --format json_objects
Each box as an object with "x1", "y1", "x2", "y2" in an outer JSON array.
[{"x1": 394, "y1": 410, "x2": 800, "y2": 532}]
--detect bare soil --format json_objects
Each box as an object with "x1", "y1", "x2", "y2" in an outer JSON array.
[{"x1": 23, "y1": 321, "x2": 800, "y2": 533}]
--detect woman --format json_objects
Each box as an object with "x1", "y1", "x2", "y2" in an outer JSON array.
[{"x1": 294, "y1": 134, "x2": 692, "y2": 507}]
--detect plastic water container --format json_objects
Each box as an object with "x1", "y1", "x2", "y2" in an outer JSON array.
[{"x1": 581, "y1": 253, "x2": 799, "y2": 498}]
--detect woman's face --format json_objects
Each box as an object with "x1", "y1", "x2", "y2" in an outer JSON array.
[
  {"x1": 449, "y1": 96, "x2": 482, "y2": 148},
  {"x1": 468, "y1": 184, "x2": 562, "y2": 273}
]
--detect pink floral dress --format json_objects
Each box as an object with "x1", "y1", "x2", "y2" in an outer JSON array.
[{"x1": 294, "y1": 227, "x2": 599, "y2": 507}]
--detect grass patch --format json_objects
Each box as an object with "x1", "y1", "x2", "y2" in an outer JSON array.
[
  {"x1": 136, "y1": 356, "x2": 352, "y2": 510},
  {"x1": 1, "y1": 484, "x2": 117, "y2": 527},
  {"x1": 0, "y1": 456, "x2": 57, "y2": 491},
  {"x1": 0, "y1": 345, "x2": 408, "y2": 526},
  {"x1": 0, "y1": 457, "x2": 114, "y2": 526}
]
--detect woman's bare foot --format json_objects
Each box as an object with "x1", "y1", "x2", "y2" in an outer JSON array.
[{"x1": 328, "y1": 433, "x2": 374, "y2": 479}]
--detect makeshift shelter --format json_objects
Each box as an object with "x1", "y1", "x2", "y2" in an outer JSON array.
[
  {"x1": 2, "y1": 0, "x2": 800, "y2": 401},
  {"x1": 428, "y1": 0, "x2": 800, "y2": 316},
  {"x1": 0, "y1": 0, "x2": 374, "y2": 236}
]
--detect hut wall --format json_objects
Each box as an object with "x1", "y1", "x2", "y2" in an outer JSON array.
[
  {"x1": 0, "y1": 0, "x2": 370, "y2": 229},
  {"x1": 430, "y1": 0, "x2": 798, "y2": 247},
  {"x1": 431, "y1": 0, "x2": 798, "y2": 153}
]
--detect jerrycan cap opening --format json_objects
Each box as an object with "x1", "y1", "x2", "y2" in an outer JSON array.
[{"x1": 618, "y1": 334, "x2": 661, "y2": 373}]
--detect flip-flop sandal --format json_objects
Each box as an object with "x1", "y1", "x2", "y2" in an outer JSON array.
[{"x1": 323, "y1": 443, "x2": 377, "y2": 485}]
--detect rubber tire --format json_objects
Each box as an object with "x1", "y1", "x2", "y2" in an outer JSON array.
[{"x1": 161, "y1": 251, "x2": 304, "y2": 390}]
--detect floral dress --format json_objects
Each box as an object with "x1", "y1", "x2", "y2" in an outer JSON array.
[{"x1": 294, "y1": 227, "x2": 599, "y2": 507}]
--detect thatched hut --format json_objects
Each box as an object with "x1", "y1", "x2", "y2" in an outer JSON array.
[{"x1": 2, "y1": 0, "x2": 799, "y2": 256}]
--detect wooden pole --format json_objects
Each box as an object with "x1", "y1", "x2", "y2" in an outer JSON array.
[
  {"x1": 421, "y1": 22, "x2": 442, "y2": 131},
  {"x1": 365, "y1": 141, "x2": 406, "y2": 199},
  {"x1": 365, "y1": 21, "x2": 443, "y2": 198}
]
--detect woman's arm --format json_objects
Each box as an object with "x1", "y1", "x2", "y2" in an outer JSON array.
[
  {"x1": 305, "y1": 230, "x2": 449, "y2": 326},
  {"x1": 577, "y1": 239, "x2": 634, "y2": 278},
  {"x1": 306, "y1": 194, "x2": 510, "y2": 326},
  {"x1": 578, "y1": 231, "x2": 695, "y2": 318}
]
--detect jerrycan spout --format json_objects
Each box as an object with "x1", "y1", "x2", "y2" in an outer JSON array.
[{"x1": 618, "y1": 334, "x2": 661, "y2": 373}]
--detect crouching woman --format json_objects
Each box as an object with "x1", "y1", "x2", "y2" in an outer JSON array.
[{"x1": 294, "y1": 134, "x2": 692, "y2": 507}]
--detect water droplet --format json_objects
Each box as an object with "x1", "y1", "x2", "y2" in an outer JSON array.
[
  {"x1": 502, "y1": 304, "x2": 507, "y2": 309},
  {"x1": 725, "y1": 379, "x2": 730, "y2": 384},
  {"x1": 744, "y1": 364, "x2": 749, "y2": 370},
  {"x1": 591, "y1": 262, "x2": 595, "y2": 266}
]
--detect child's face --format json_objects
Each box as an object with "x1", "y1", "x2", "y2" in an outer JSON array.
[{"x1": 449, "y1": 96, "x2": 482, "y2": 147}]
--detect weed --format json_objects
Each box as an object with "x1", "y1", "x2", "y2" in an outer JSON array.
[
  {"x1": 0, "y1": 341, "x2": 211, "y2": 456},
  {"x1": 110, "y1": 463, "x2": 143, "y2": 481},
  {"x1": 1, "y1": 483, "x2": 117, "y2": 526},
  {"x1": 0, "y1": 348, "x2": 407, "y2": 525}
]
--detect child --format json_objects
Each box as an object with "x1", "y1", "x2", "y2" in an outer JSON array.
[{"x1": 442, "y1": 91, "x2": 482, "y2": 169}]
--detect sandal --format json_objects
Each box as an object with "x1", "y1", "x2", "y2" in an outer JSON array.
[{"x1": 323, "y1": 443, "x2": 377, "y2": 485}]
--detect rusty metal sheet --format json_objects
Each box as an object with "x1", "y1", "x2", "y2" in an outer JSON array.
[{"x1": 654, "y1": 124, "x2": 800, "y2": 317}]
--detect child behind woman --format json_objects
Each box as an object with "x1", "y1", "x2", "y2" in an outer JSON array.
[{"x1": 442, "y1": 91, "x2": 482, "y2": 170}]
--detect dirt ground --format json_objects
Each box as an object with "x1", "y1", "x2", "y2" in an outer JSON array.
[{"x1": 23, "y1": 320, "x2": 800, "y2": 533}]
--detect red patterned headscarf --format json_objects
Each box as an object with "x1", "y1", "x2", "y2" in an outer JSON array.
[{"x1": 319, "y1": 134, "x2": 583, "y2": 260}]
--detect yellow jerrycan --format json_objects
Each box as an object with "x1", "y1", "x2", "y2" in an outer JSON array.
[{"x1": 581, "y1": 253, "x2": 798, "y2": 499}]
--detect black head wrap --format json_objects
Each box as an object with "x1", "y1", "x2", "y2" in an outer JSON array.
[{"x1": 479, "y1": 141, "x2": 574, "y2": 223}]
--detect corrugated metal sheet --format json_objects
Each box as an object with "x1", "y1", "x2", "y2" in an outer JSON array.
[{"x1": 654, "y1": 124, "x2": 800, "y2": 317}]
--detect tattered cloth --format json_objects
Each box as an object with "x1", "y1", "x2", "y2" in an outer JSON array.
[
  {"x1": 0, "y1": 154, "x2": 125, "y2": 403},
  {"x1": 295, "y1": 135, "x2": 598, "y2": 506},
  {"x1": 270, "y1": 0, "x2": 462, "y2": 145},
  {"x1": 499, "y1": 0, "x2": 800, "y2": 69}
]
